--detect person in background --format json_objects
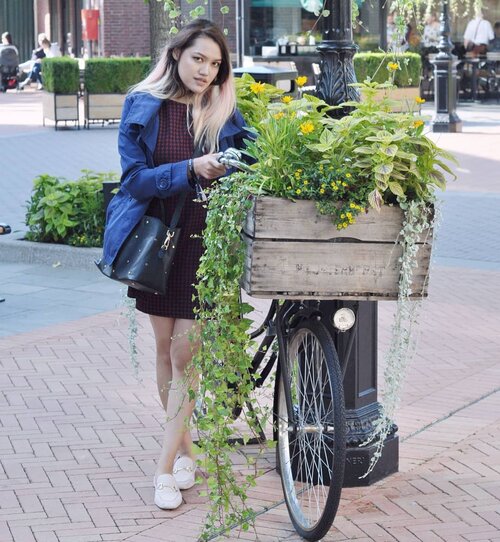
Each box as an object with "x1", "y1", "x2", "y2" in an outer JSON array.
[
  {"x1": 489, "y1": 22, "x2": 500, "y2": 52},
  {"x1": 422, "y1": 13, "x2": 441, "y2": 52},
  {"x1": 101, "y1": 19, "x2": 248, "y2": 511},
  {"x1": 387, "y1": 12, "x2": 408, "y2": 52},
  {"x1": 463, "y1": 10, "x2": 494, "y2": 56},
  {"x1": 19, "y1": 34, "x2": 60, "y2": 90},
  {"x1": 0, "y1": 32, "x2": 18, "y2": 55}
]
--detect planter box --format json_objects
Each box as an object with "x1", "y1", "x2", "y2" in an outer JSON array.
[
  {"x1": 370, "y1": 87, "x2": 421, "y2": 113},
  {"x1": 241, "y1": 197, "x2": 433, "y2": 300},
  {"x1": 84, "y1": 93, "x2": 125, "y2": 128},
  {"x1": 42, "y1": 92, "x2": 79, "y2": 130}
]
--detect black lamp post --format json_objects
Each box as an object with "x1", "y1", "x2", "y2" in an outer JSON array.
[
  {"x1": 431, "y1": 0, "x2": 462, "y2": 132},
  {"x1": 315, "y1": 0, "x2": 359, "y2": 114},
  {"x1": 315, "y1": 0, "x2": 399, "y2": 486}
]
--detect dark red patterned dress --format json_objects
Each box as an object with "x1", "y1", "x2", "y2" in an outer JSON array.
[{"x1": 128, "y1": 100, "x2": 211, "y2": 320}]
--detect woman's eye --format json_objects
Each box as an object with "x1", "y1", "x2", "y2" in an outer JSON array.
[{"x1": 213, "y1": 62, "x2": 221, "y2": 68}]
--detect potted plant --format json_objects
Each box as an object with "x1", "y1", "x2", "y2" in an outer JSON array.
[
  {"x1": 83, "y1": 57, "x2": 150, "y2": 128},
  {"x1": 191, "y1": 72, "x2": 456, "y2": 534},
  {"x1": 41, "y1": 57, "x2": 80, "y2": 130},
  {"x1": 354, "y1": 52, "x2": 422, "y2": 112}
]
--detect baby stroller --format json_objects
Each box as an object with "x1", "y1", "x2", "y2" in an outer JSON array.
[{"x1": 0, "y1": 45, "x2": 20, "y2": 92}]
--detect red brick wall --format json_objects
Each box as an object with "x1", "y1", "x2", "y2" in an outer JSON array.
[{"x1": 101, "y1": 0, "x2": 150, "y2": 57}]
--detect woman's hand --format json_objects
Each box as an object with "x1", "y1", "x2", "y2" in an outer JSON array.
[{"x1": 192, "y1": 153, "x2": 227, "y2": 180}]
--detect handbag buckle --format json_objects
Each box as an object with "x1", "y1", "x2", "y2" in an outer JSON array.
[{"x1": 161, "y1": 230, "x2": 175, "y2": 251}]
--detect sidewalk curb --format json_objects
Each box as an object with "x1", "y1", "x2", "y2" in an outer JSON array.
[{"x1": 0, "y1": 232, "x2": 101, "y2": 271}]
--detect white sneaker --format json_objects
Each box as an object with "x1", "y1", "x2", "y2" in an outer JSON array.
[
  {"x1": 173, "y1": 456, "x2": 196, "y2": 490},
  {"x1": 154, "y1": 473, "x2": 182, "y2": 510},
  {"x1": 36, "y1": 83, "x2": 43, "y2": 90}
]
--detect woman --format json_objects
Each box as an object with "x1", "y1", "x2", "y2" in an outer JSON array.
[
  {"x1": 19, "y1": 34, "x2": 60, "y2": 90},
  {"x1": 102, "y1": 19, "x2": 247, "y2": 510}
]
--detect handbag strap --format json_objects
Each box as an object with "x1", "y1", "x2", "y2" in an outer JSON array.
[{"x1": 160, "y1": 191, "x2": 188, "y2": 230}]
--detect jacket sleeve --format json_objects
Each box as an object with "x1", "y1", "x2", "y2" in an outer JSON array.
[{"x1": 118, "y1": 97, "x2": 192, "y2": 202}]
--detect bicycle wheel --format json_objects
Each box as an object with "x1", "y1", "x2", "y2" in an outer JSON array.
[{"x1": 276, "y1": 318, "x2": 346, "y2": 541}]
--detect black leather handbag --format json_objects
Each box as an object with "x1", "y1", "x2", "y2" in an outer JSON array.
[{"x1": 96, "y1": 193, "x2": 187, "y2": 295}]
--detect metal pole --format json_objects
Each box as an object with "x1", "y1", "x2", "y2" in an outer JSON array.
[
  {"x1": 317, "y1": 0, "x2": 399, "y2": 486},
  {"x1": 431, "y1": 0, "x2": 462, "y2": 132},
  {"x1": 315, "y1": 0, "x2": 359, "y2": 116}
]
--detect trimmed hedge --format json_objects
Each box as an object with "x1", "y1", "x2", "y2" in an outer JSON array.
[
  {"x1": 42, "y1": 57, "x2": 80, "y2": 94},
  {"x1": 354, "y1": 52, "x2": 422, "y2": 87},
  {"x1": 84, "y1": 57, "x2": 151, "y2": 94}
]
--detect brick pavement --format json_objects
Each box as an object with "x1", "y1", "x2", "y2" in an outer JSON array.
[
  {"x1": 0, "y1": 267, "x2": 499, "y2": 542},
  {"x1": 1, "y1": 90, "x2": 500, "y2": 541}
]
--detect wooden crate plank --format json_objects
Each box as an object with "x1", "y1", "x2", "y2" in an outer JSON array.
[
  {"x1": 244, "y1": 197, "x2": 431, "y2": 243},
  {"x1": 241, "y1": 236, "x2": 430, "y2": 300}
]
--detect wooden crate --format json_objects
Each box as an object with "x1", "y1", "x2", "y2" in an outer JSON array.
[{"x1": 241, "y1": 197, "x2": 433, "y2": 300}]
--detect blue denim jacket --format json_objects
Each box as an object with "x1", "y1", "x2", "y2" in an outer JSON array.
[{"x1": 101, "y1": 92, "x2": 248, "y2": 264}]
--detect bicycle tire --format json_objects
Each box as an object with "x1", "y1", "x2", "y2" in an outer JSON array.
[{"x1": 275, "y1": 318, "x2": 346, "y2": 541}]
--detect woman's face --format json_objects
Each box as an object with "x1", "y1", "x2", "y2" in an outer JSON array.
[{"x1": 175, "y1": 36, "x2": 222, "y2": 95}]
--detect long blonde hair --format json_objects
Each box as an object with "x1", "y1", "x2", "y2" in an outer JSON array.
[{"x1": 131, "y1": 19, "x2": 236, "y2": 153}]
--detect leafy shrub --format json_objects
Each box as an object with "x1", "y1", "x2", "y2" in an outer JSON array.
[
  {"x1": 354, "y1": 52, "x2": 422, "y2": 87},
  {"x1": 42, "y1": 57, "x2": 80, "y2": 93},
  {"x1": 84, "y1": 57, "x2": 151, "y2": 93},
  {"x1": 25, "y1": 170, "x2": 119, "y2": 247}
]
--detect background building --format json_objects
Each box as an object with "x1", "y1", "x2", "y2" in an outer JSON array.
[{"x1": 1, "y1": 0, "x2": 499, "y2": 65}]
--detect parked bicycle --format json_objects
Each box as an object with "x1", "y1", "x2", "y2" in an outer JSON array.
[{"x1": 218, "y1": 150, "x2": 359, "y2": 541}]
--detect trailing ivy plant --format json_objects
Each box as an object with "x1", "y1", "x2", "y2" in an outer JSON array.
[{"x1": 192, "y1": 177, "x2": 267, "y2": 539}]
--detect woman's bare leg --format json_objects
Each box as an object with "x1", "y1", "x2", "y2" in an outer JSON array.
[
  {"x1": 149, "y1": 315, "x2": 176, "y2": 412},
  {"x1": 156, "y1": 318, "x2": 199, "y2": 474}
]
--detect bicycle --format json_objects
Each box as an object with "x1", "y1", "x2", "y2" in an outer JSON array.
[{"x1": 219, "y1": 150, "x2": 358, "y2": 541}]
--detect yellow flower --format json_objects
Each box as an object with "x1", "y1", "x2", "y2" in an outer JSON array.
[
  {"x1": 273, "y1": 111, "x2": 285, "y2": 120},
  {"x1": 281, "y1": 96, "x2": 293, "y2": 104},
  {"x1": 345, "y1": 173, "x2": 352, "y2": 178},
  {"x1": 319, "y1": 188, "x2": 325, "y2": 194},
  {"x1": 415, "y1": 96, "x2": 426, "y2": 104},
  {"x1": 350, "y1": 202, "x2": 355, "y2": 209},
  {"x1": 303, "y1": 180, "x2": 309, "y2": 185},
  {"x1": 342, "y1": 182, "x2": 348, "y2": 187},
  {"x1": 295, "y1": 76, "x2": 308, "y2": 87},
  {"x1": 343, "y1": 222, "x2": 348, "y2": 228},
  {"x1": 295, "y1": 188, "x2": 302, "y2": 195},
  {"x1": 250, "y1": 82, "x2": 266, "y2": 94},
  {"x1": 340, "y1": 213, "x2": 345, "y2": 219},
  {"x1": 287, "y1": 186, "x2": 292, "y2": 190},
  {"x1": 299, "y1": 121, "x2": 315, "y2": 135},
  {"x1": 413, "y1": 120, "x2": 424, "y2": 128},
  {"x1": 387, "y1": 62, "x2": 400, "y2": 72}
]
